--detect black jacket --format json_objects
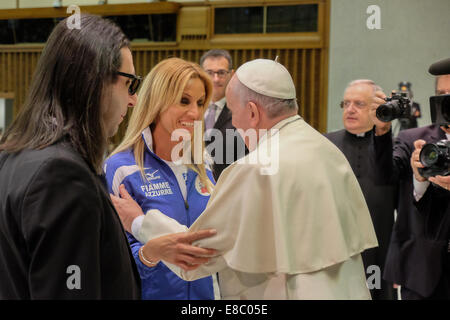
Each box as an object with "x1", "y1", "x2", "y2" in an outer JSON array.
[
  {"x1": 372, "y1": 124, "x2": 447, "y2": 298},
  {"x1": 325, "y1": 129, "x2": 397, "y2": 300},
  {"x1": 205, "y1": 103, "x2": 247, "y2": 181},
  {"x1": 0, "y1": 140, "x2": 140, "y2": 299},
  {"x1": 412, "y1": 183, "x2": 450, "y2": 299}
]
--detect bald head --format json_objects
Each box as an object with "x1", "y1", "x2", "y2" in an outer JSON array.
[
  {"x1": 229, "y1": 75, "x2": 298, "y2": 119},
  {"x1": 225, "y1": 74, "x2": 297, "y2": 151}
]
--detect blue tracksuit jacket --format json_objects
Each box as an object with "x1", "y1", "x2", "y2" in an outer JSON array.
[{"x1": 104, "y1": 129, "x2": 215, "y2": 300}]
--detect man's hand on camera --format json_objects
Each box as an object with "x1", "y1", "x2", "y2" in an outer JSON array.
[
  {"x1": 410, "y1": 139, "x2": 427, "y2": 182},
  {"x1": 429, "y1": 175, "x2": 450, "y2": 191},
  {"x1": 370, "y1": 91, "x2": 391, "y2": 136}
]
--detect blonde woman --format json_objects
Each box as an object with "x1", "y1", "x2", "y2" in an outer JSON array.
[{"x1": 104, "y1": 58, "x2": 218, "y2": 300}]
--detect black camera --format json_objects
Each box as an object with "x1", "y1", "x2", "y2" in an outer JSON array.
[
  {"x1": 419, "y1": 139, "x2": 450, "y2": 178},
  {"x1": 429, "y1": 94, "x2": 450, "y2": 126},
  {"x1": 376, "y1": 91, "x2": 411, "y2": 122}
]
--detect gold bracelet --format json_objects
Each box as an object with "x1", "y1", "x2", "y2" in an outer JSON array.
[{"x1": 139, "y1": 246, "x2": 159, "y2": 266}]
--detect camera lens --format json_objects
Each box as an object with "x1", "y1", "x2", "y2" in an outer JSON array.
[
  {"x1": 376, "y1": 100, "x2": 404, "y2": 122},
  {"x1": 376, "y1": 105, "x2": 392, "y2": 122},
  {"x1": 420, "y1": 144, "x2": 440, "y2": 167}
]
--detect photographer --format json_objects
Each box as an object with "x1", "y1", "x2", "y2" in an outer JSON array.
[
  {"x1": 370, "y1": 63, "x2": 450, "y2": 299},
  {"x1": 409, "y1": 114, "x2": 450, "y2": 300}
]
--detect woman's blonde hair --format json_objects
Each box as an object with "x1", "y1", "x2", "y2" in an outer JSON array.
[{"x1": 110, "y1": 57, "x2": 214, "y2": 192}]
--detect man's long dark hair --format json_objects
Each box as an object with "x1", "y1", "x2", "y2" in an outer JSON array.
[{"x1": 0, "y1": 15, "x2": 129, "y2": 173}]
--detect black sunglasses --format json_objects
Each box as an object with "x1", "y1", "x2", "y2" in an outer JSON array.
[{"x1": 116, "y1": 71, "x2": 142, "y2": 95}]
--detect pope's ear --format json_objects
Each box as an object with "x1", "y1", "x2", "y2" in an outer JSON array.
[{"x1": 247, "y1": 101, "x2": 261, "y2": 126}]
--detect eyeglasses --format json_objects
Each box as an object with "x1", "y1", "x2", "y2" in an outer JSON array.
[
  {"x1": 205, "y1": 69, "x2": 230, "y2": 79},
  {"x1": 117, "y1": 71, "x2": 142, "y2": 95},
  {"x1": 340, "y1": 100, "x2": 367, "y2": 109}
]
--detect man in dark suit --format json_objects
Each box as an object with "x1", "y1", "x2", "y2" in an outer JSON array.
[
  {"x1": 325, "y1": 79, "x2": 397, "y2": 300},
  {"x1": 0, "y1": 15, "x2": 141, "y2": 299},
  {"x1": 412, "y1": 181, "x2": 450, "y2": 300},
  {"x1": 412, "y1": 172, "x2": 450, "y2": 299},
  {"x1": 371, "y1": 73, "x2": 450, "y2": 299},
  {"x1": 0, "y1": 15, "x2": 215, "y2": 300},
  {"x1": 200, "y1": 49, "x2": 247, "y2": 181}
]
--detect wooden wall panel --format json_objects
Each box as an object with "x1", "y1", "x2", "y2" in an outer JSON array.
[
  {"x1": 126, "y1": 47, "x2": 325, "y2": 135},
  {"x1": 0, "y1": 0, "x2": 330, "y2": 142},
  {"x1": 0, "y1": 46, "x2": 327, "y2": 143},
  {"x1": 0, "y1": 48, "x2": 41, "y2": 116}
]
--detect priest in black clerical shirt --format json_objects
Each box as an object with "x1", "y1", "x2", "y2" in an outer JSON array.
[{"x1": 325, "y1": 79, "x2": 398, "y2": 300}]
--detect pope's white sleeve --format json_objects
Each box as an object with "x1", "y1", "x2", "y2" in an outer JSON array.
[
  {"x1": 137, "y1": 209, "x2": 227, "y2": 281},
  {"x1": 164, "y1": 256, "x2": 227, "y2": 282},
  {"x1": 131, "y1": 215, "x2": 145, "y2": 240},
  {"x1": 136, "y1": 209, "x2": 188, "y2": 243}
]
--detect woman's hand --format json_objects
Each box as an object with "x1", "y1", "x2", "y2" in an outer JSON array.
[
  {"x1": 111, "y1": 184, "x2": 218, "y2": 270},
  {"x1": 141, "y1": 229, "x2": 218, "y2": 271}
]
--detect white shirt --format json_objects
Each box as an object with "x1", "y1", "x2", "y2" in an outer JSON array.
[{"x1": 204, "y1": 97, "x2": 226, "y2": 124}]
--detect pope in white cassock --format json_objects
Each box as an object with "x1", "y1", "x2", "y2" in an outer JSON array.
[{"x1": 113, "y1": 59, "x2": 378, "y2": 299}]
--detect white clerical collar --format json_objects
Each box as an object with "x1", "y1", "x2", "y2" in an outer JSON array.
[
  {"x1": 350, "y1": 129, "x2": 371, "y2": 138},
  {"x1": 271, "y1": 114, "x2": 302, "y2": 131},
  {"x1": 256, "y1": 114, "x2": 302, "y2": 147}
]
